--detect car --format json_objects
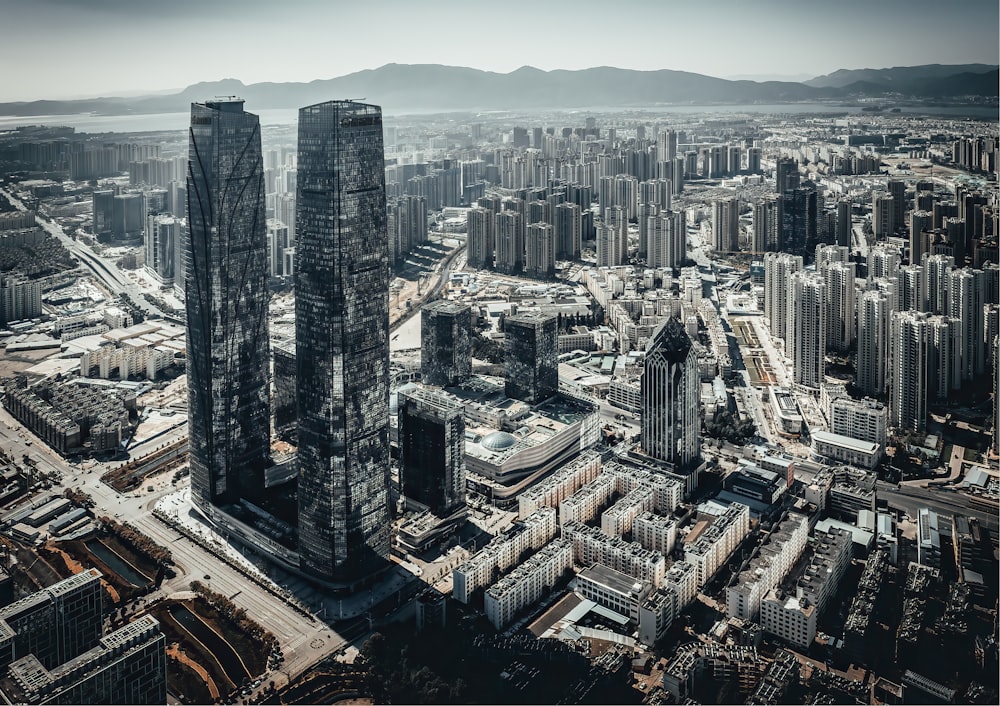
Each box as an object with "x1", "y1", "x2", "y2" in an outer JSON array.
[{"x1": 203, "y1": 574, "x2": 211, "y2": 580}]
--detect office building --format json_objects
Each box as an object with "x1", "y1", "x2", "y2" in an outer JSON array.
[
  {"x1": 763, "y1": 252, "x2": 803, "y2": 341},
  {"x1": 144, "y1": 214, "x2": 179, "y2": 285},
  {"x1": 504, "y1": 312, "x2": 558, "y2": 405},
  {"x1": 0, "y1": 615, "x2": 166, "y2": 705},
  {"x1": 397, "y1": 387, "x2": 466, "y2": 516},
  {"x1": 641, "y1": 317, "x2": 699, "y2": 468},
  {"x1": 780, "y1": 184, "x2": 817, "y2": 258},
  {"x1": 789, "y1": 272, "x2": 826, "y2": 388},
  {"x1": 836, "y1": 200, "x2": 852, "y2": 248},
  {"x1": 295, "y1": 100, "x2": 391, "y2": 582},
  {"x1": 420, "y1": 300, "x2": 472, "y2": 387},
  {"x1": 185, "y1": 98, "x2": 271, "y2": 512},
  {"x1": 0, "y1": 570, "x2": 104, "y2": 672}
]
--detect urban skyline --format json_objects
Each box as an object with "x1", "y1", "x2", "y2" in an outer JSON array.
[{"x1": 0, "y1": 28, "x2": 996, "y2": 705}]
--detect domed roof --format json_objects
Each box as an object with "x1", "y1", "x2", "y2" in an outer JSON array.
[{"x1": 480, "y1": 431, "x2": 517, "y2": 451}]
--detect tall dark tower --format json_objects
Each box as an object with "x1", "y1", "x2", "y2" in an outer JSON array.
[
  {"x1": 641, "y1": 317, "x2": 699, "y2": 468},
  {"x1": 295, "y1": 100, "x2": 391, "y2": 583},
  {"x1": 397, "y1": 387, "x2": 466, "y2": 516},
  {"x1": 504, "y1": 312, "x2": 558, "y2": 405},
  {"x1": 185, "y1": 99, "x2": 270, "y2": 512},
  {"x1": 421, "y1": 300, "x2": 472, "y2": 387}
]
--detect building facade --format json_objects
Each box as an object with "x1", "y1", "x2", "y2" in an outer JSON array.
[
  {"x1": 641, "y1": 317, "x2": 700, "y2": 467},
  {"x1": 295, "y1": 100, "x2": 391, "y2": 582},
  {"x1": 185, "y1": 99, "x2": 271, "y2": 511}
]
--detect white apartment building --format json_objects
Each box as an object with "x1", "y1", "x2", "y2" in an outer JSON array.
[
  {"x1": 726, "y1": 513, "x2": 809, "y2": 621},
  {"x1": 633, "y1": 511, "x2": 677, "y2": 556},
  {"x1": 683, "y1": 503, "x2": 751, "y2": 587},
  {"x1": 562, "y1": 520, "x2": 666, "y2": 587},
  {"x1": 453, "y1": 507, "x2": 557, "y2": 603},
  {"x1": 518, "y1": 451, "x2": 601, "y2": 519},
  {"x1": 662, "y1": 560, "x2": 698, "y2": 611},
  {"x1": 789, "y1": 271, "x2": 826, "y2": 388},
  {"x1": 601, "y1": 487, "x2": 655, "y2": 538},
  {"x1": 484, "y1": 539, "x2": 573, "y2": 629},
  {"x1": 559, "y1": 475, "x2": 615, "y2": 526}
]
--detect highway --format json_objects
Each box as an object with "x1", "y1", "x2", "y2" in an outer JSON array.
[{"x1": 0, "y1": 186, "x2": 165, "y2": 318}]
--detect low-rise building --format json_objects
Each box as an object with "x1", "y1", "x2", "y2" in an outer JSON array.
[
  {"x1": 811, "y1": 431, "x2": 881, "y2": 470},
  {"x1": 601, "y1": 487, "x2": 654, "y2": 537},
  {"x1": 726, "y1": 513, "x2": 809, "y2": 621},
  {"x1": 517, "y1": 451, "x2": 601, "y2": 519},
  {"x1": 453, "y1": 507, "x2": 557, "y2": 603},
  {"x1": 683, "y1": 503, "x2": 751, "y2": 587},
  {"x1": 484, "y1": 539, "x2": 573, "y2": 629},
  {"x1": 632, "y1": 511, "x2": 677, "y2": 556},
  {"x1": 573, "y1": 563, "x2": 652, "y2": 623},
  {"x1": 562, "y1": 520, "x2": 666, "y2": 587}
]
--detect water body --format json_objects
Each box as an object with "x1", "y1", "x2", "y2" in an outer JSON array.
[
  {"x1": 0, "y1": 103, "x2": 995, "y2": 134},
  {"x1": 85, "y1": 538, "x2": 150, "y2": 586},
  {"x1": 169, "y1": 604, "x2": 252, "y2": 685}
]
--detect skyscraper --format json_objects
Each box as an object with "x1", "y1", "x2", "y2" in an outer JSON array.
[
  {"x1": 505, "y1": 312, "x2": 558, "y2": 405},
  {"x1": 641, "y1": 317, "x2": 699, "y2": 468},
  {"x1": 185, "y1": 99, "x2": 270, "y2": 512},
  {"x1": 421, "y1": 300, "x2": 472, "y2": 387},
  {"x1": 397, "y1": 387, "x2": 466, "y2": 516},
  {"x1": 295, "y1": 100, "x2": 390, "y2": 582}
]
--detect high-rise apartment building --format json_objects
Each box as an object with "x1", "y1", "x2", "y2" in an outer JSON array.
[
  {"x1": 648, "y1": 210, "x2": 686, "y2": 270},
  {"x1": 868, "y1": 245, "x2": 901, "y2": 281},
  {"x1": 764, "y1": 252, "x2": 803, "y2": 342},
  {"x1": 185, "y1": 99, "x2": 270, "y2": 511},
  {"x1": 398, "y1": 387, "x2": 466, "y2": 516},
  {"x1": 295, "y1": 100, "x2": 391, "y2": 582},
  {"x1": 712, "y1": 198, "x2": 740, "y2": 253},
  {"x1": 889, "y1": 311, "x2": 962, "y2": 433},
  {"x1": 789, "y1": 272, "x2": 826, "y2": 388},
  {"x1": 466, "y1": 206, "x2": 494, "y2": 269},
  {"x1": 504, "y1": 312, "x2": 559, "y2": 405},
  {"x1": 856, "y1": 289, "x2": 892, "y2": 398},
  {"x1": 420, "y1": 300, "x2": 472, "y2": 387},
  {"x1": 873, "y1": 194, "x2": 895, "y2": 239},
  {"x1": 494, "y1": 210, "x2": 524, "y2": 274},
  {"x1": 752, "y1": 197, "x2": 781, "y2": 253},
  {"x1": 821, "y1": 261, "x2": 855, "y2": 352},
  {"x1": 525, "y1": 222, "x2": 555, "y2": 277},
  {"x1": 641, "y1": 317, "x2": 699, "y2": 468}
]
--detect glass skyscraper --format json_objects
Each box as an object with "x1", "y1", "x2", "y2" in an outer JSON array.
[
  {"x1": 295, "y1": 100, "x2": 391, "y2": 582},
  {"x1": 185, "y1": 99, "x2": 270, "y2": 512}
]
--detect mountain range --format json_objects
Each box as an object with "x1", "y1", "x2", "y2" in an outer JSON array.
[{"x1": 1, "y1": 63, "x2": 996, "y2": 117}]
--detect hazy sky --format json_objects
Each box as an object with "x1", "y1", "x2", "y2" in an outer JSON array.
[{"x1": 2, "y1": 0, "x2": 998, "y2": 101}]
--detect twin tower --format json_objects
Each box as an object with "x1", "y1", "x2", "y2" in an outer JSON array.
[{"x1": 185, "y1": 98, "x2": 389, "y2": 584}]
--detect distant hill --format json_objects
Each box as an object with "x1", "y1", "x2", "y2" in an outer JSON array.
[
  {"x1": 805, "y1": 63, "x2": 998, "y2": 89},
  {"x1": 1, "y1": 63, "x2": 996, "y2": 117}
]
